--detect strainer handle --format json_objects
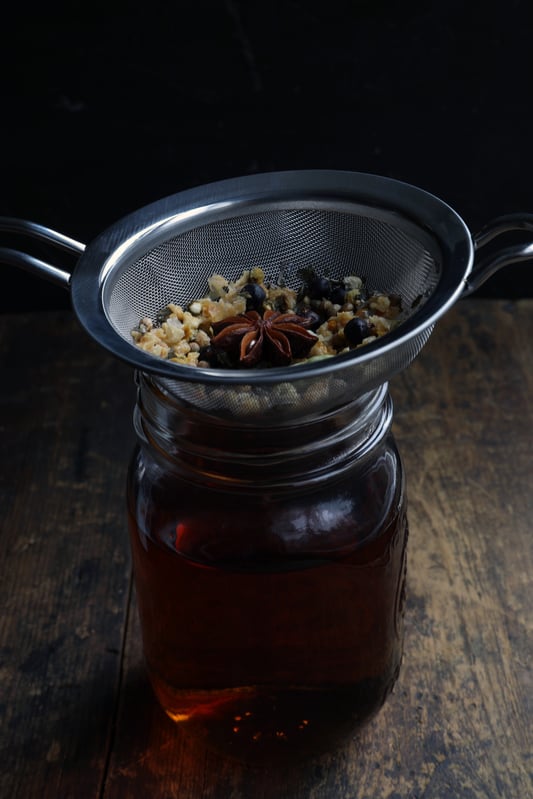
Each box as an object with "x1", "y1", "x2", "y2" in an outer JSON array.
[
  {"x1": 0, "y1": 217, "x2": 86, "y2": 289},
  {"x1": 466, "y1": 213, "x2": 533, "y2": 296}
]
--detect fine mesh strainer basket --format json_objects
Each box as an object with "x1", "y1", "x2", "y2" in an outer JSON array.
[{"x1": 2, "y1": 170, "x2": 532, "y2": 421}]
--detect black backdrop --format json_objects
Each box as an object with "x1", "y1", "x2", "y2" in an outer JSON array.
[{"x1": 2, "y1": 0, "x2": 533, "y2": 311}]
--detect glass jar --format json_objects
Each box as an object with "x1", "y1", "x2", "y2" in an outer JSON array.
[{"x1": 127, "y1": 373, "x2": 408, "y2": 762}]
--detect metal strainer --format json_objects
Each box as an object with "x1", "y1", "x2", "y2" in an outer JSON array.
[{"x1": 2, "y1": 170, "x2": 532, "y2": 421}]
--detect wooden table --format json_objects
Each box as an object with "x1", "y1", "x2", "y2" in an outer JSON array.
[{"x1": 1, "y1": 300, "x2": 531, "y2": 798}]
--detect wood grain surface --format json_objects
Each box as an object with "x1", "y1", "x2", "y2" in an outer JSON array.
[{"x1": 0, "y1": 299, "x2": 531, "y2": 799}]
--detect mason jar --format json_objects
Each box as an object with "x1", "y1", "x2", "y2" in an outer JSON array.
[{"x1": 127, "y1": 373, "x2": 408, "y2": 761}]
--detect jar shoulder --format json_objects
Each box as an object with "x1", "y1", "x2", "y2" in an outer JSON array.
[{"x1": 127, "y1": 437, "x2": 405, "y2": 566}]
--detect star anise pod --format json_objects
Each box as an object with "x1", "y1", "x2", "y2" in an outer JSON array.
[{"x1": 211, "y1": 309, "x2": 318, "y2": 367}]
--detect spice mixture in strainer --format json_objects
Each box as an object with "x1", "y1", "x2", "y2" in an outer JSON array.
[{"x1": 131, "y1": 267, "x2": 405, "y2": 370}]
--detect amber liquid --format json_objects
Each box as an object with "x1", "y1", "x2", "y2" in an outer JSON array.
[{"x1": 128, "y1": 462, "x2": 408, "y2": 762}]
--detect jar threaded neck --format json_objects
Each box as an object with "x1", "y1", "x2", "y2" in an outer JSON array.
[{"x1": 133, "y1": 372, "x2": 393, "y2": 488}]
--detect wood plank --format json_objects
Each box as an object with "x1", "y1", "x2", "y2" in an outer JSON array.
[
  {"x1": 0, "y1": 313, "x2": 136, "y2": 799},
  {"x1": 103, "y1": 299, "x2": 533, "y2": 797}
]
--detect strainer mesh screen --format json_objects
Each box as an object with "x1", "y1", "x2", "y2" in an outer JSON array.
[{"x1": 107, "y1": 208, "x2": 439, "y2": 342}]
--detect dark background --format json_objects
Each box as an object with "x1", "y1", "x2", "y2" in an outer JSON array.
[{"x1": 2, "y1": 0, "x2": 533, "y2": 311}]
